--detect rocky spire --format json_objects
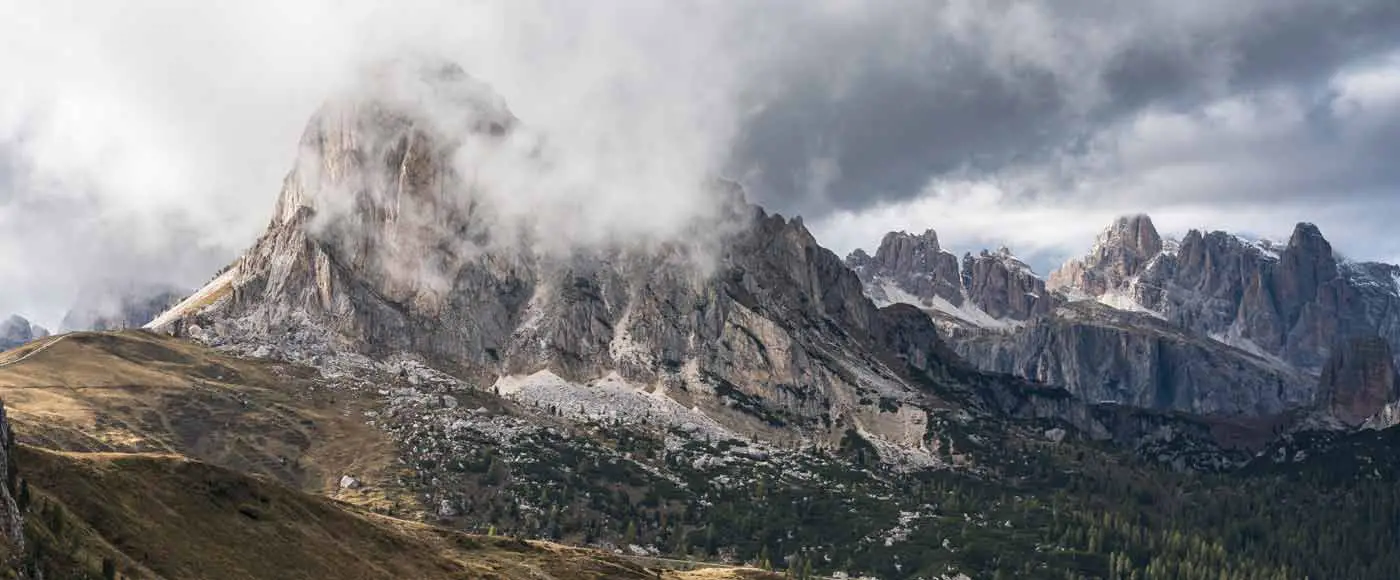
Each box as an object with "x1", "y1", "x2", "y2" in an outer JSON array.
[
  {"x1": 847, "y1": 229, "x2": 966, "y2": 307},
  {"x1": 1048, "y1": 214, "x2": 1163, "y2": 295},
  {"x1": 1272, "y1": 222, "x2": 1339, "y2": 327},
  {"x1": 961, "y1": 247, "x2": 1052, "y2": 320}
]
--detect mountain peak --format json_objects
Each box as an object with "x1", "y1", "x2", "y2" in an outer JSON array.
[
  {"x1": 846, "y1": 227, "x2": 1051, "y2": 325},
  {"x1": 1047, "y1": 213, "x2": 1163, "y2": 295},
  {"x1": 1103, "y1": 214, "x2": 1162, "y2": 257},
  {"x1": 1286, "y1": 222, "x2": 1328, "y2": 250},
  {"x1": 872, "y1": 229, "x2": 946, "y2": 273}
]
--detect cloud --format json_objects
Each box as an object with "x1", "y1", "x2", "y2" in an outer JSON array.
[
  {"x1": 813, "y1": 53, "x2": 1400, "y2": 271},
  {"x1": 1, "y1": 1, "x2": 1398, "y2": 325},
  {"x1": 0, "y1": 0, "x2": 759, "y2": 325},
  {"x1": 734, "y1": 1, "x2": 1400, "y2": 215}
]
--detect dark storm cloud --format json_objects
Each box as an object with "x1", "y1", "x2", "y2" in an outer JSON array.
[{"x1": 733, "y1": 0, "x2": 1400, "y2": 218}]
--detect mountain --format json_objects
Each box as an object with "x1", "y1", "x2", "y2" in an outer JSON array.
[
  {"x1": 1049, "y1": 215, "x2": 1400, "y2": 373},
  {"x1": 59, "y1": 282, "x2": 187, "y2": 332},
  {"x1": 0, "y1": 316, "x2": 47, "y2": 351},
  {"x1": 850, "y1": 214, "x2": 1400, "y2": 421},
  {"x1": 121, "y1": 59, "x2": 1310, "y2": 577},
  {"x1": 845, "y1": 224, "x2": 1317, "y2": 416},
  {"x1": 146, "y1": 60, "x2": 1097, "y2": 461}
]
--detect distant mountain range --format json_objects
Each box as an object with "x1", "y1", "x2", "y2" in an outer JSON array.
[{"x1": 846, "y1": 214, "x2": 1400, "y2": 425}]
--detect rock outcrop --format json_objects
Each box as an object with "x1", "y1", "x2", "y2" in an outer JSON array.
[
  {"x1": 1317, "y1": 336, "x2": 1400, "y2": 426},
  {"x1": 918, "y1": 214, "x2": 1400, "y2": 418},
  {"x1": 961, "y1": 248, "x2": 1053, "y2": 321},
  {"x1": 1048, "y1": 214, "x2": 1163, "y2": 297},
  {"x1": 847, "y1": 230, "x2": 967, "y2": 308},
  {"x1": 845, "y1": 231, "x2": 1052, "y2": 328}
]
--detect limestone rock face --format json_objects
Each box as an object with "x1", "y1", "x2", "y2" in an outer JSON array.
[
  {"x1": 1048, "y1": 214, "x2": 1163, "y2": 297},
  {"x1": 929, "y1": 214, "x2": 1400, "y2": 418},
  {"x1": 848, "y1": 220, "x2": 1319, "y2": 417},
  {"x1": 948, "y1": 302, "x2": 1315, "y2": 416},
  {"x1": 847, "y1": 230, "x2": 966, "y2": 308},
  {"x1": 962, "y1": 248, "x2": 1052, "y2": 321},
  {"x1": 1317, "y1": 336, "x2": 1400, "y2": 427},
  {"x1": 845, "y1": 231, "x2": 1051, "y2": 328}
]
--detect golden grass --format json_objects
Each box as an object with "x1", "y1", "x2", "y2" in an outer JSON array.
[
  {"x1": 18, "y1": 447, "x2": 778, "y2": 580},
  {"x1": 0, "y1": 330, "x2": 411, "y2": 512}
]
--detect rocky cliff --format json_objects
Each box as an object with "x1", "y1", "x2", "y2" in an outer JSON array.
[
  {"x1": 951, "y1": 214, "x2": 1400, "y2": 417},
  {"x1": 1316, "y1": 336, "x2": 1399, "y2": 426},
  {"x1": 1047, "y1": 214, "x2": 1164, "y2": 299},
  {"x1": 948, "y1": 301, "x2": 1314, "y2": 416},
  {"x1": 846, "y1": 231, "x2": 1052, "y2": 329}
]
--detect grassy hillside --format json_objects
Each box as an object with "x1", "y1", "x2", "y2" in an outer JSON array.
[
  {"x1": 16, "y1": 446, "x2": 773, "y2": 580},
  {"x1": 0, "y1": 331, "x2": 409, "y2": 512}
]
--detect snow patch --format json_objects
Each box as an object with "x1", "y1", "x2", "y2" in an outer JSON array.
[
  {"x1": 870, "y1": 280, "x2": 1022, "y2": 330},
  {"x1": 869, "y1": 280, "x2": 928, "y2": 309},
  {"x1": 927, "y1": 295, "x2": 1024, "y2": 330},
  {"x1": 1208, "y1": 325, "x2": 1294, "y2": 372},
  {"x1": 1095, "y1": 286, "x2": 1165, "y2": 320}
]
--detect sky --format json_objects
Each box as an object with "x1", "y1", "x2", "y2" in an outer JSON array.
[{"x1": 1, "y1": 1, "x2": 1398, "y2": 327}]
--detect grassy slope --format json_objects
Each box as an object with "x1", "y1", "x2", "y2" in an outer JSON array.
[
  {"x1": 18, "y1": 446, "x2": 770, "y2": 580},
  {"x1": 0, "y1": 331, "x2": 408, "y2": 512}
]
